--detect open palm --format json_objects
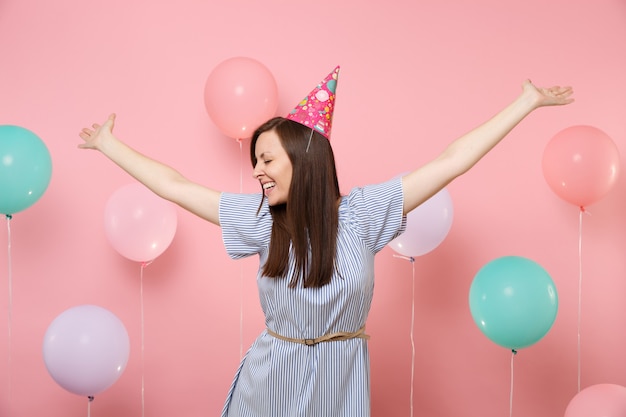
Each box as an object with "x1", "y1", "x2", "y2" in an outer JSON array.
[
  {"x1": 523, "y1": 79, "x2": 574, "y2": 107},
  {"x1": 78, "y1": 113, "x2": 116, "y2": 150}
]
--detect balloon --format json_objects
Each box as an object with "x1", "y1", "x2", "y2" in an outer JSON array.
[
  {"x1": 542, "y1": 125, "x2": 620, "y2": 208},
  {"x1": 469, "y1": 256, "x2": 558, "y2": 349},
  {"x1": 104, "y1": 183, "x2": 177, "y2": 263},
  {"x1": 388, "y1": 188, "x2": 453, "y2": 257},
  {"x1": 204, "y1": 57, "x2": 279, "y2": 139},
  {"x1": 0, "y1": 125, "x2": 52, "y2": 215},
  {"x1": 42, "y1": 305, "x2": 130, "y2": 397},
  {"x1": 565, "y1": 384, "x2": 626, "y2": 417}
]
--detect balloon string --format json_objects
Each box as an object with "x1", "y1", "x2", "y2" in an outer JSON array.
[
  {"x1": 140, "y1": 262, "x2": 148, "y2": 417},
  {"x1": 239, "y1": 263, "x2": 244, "y2": 360},
  {"x1": 510, "y1": 349, "x2": 517, "y2": 417},
  {"x1": 393, "y1": 254, "x2": 416, "y2": 416},
  {"x1": 237, "y1": 138, "x2": 245, "y2": 359},
  {"x1": 6, "y1": 215, "x2": 12, "y2": 417},
  {"x1": 409, "y1": 258, "x2": 416, "y2": 417},
  {"x1": 237, "y1": 138, "x2": 243, "y2": 193},
  {"x1": 87, "y1": 396, "x2": 94, "y2": 417},
  {"x1": 577, "y1": 207, "x2": 587, "y2": 393}
]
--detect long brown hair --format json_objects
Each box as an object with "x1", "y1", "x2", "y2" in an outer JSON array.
[{"x1": 250, "y1": 117, "x2": 340, "y2": 288}]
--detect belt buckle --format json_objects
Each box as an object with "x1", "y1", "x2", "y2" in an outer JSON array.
[{"x1": 304, "y1": 338, "x2": 316, "y2": 346}]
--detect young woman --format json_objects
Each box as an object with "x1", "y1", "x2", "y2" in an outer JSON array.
[{"x1": 79, "y1": 69, "x2": 573, "y2": 416}]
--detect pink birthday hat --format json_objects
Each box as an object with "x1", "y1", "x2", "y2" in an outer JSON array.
[{"x1": 286, "y1": 66, "x2": 339, "y2": 139}]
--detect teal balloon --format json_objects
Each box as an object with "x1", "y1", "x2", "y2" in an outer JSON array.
[
  {"x1": 469, "y1": 256, "x2": 558, "y2": 350},
  {"x1": 0, "y1": 125, "x2": 52, "y2": 215}
]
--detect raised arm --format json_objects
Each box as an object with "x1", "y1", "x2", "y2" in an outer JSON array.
[
  {"x1": 401, "y1": 80, "x2": 574, "y2": 214},
  {"x1": 79, "y1": 114, "x2": 222, "y2": 225}
]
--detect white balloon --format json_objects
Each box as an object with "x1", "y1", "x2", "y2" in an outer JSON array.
[
  {"x1": 389, "y1": 188, "x2": 453, "y2": 257},
  {"x1": 43, "y1": 305, "x2": 130, "y2": 397}
]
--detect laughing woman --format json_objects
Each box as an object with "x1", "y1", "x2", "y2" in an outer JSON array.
[{"x1": 78, "y1": 67, "x2": 573, "y2": 416}]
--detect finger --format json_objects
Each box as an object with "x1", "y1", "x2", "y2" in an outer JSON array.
[
  {"x1": 92, "y1": 123, "x2": 101, "y2": 129},
  {"x1": 104, "y1": 113, "x2": 116, "y2": 129},
  {"x1": 554, "y1": 88, "x2": 573, "y2": 98},
  {"x1": 554, "y1": 86, "x2": 573, "y2": 93}
]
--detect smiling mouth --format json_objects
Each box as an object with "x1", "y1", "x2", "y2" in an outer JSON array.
[{"x1": 263, "y1": 182, "x2": 276, "y2": 190}]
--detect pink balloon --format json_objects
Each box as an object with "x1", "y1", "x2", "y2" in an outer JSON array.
[
  {"x1": 388, "y1": 188, "x2": 454, "y2": 257},
  {"x1": 542, "y1": 125, "x2": 620, "y2": 208},
  {"x1": 204, "y1": 57, "x2": 279, "y2": 139},
  {"x1": 104, "y1": 183, "x2": 178, "y2": 263},
  {"x1": 42, "y1": 305, "x2": 130, "y2": 397},
  {"x1": 565, "y1": 384, "x2": 626, "y2": 417}
]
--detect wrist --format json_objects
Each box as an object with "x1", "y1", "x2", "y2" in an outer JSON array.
[{"x1": 515, "y1": 89, "x2": 541, "y2": 113}]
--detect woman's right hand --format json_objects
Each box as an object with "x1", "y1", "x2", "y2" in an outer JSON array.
[
  {"x1": 77, "y1": 112, "x2": 222, "y2": 225},
  {"x1": 78, "y1": 113, "x2": 116, "y2": 150}
]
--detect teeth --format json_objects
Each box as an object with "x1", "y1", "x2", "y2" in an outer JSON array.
[{"x1": 263, "y1": 182, "x2": 275, "y2": 190}]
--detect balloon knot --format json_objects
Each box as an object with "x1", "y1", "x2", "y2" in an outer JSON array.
[
  {"x1": 512, "y1": 349, "x2": 518, "y2": 355},
  {"x1": 88, "y1": 396, "x2": 95, "y2": 402},
  {"x1": 580, "y1": 206, "x2": 585, "y2": 213},
  {"x1": 5, "y1": 214, "x2": 12, "y2": 220},
  {"x1": 392, "y1": 254, "x2": 415, "y2": 263}
]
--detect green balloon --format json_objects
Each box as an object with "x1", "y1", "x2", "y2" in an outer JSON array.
[
  {"x1": 0, "y1": 125, "x2": 52, "y2": 215},
  {"x1": 469, "y1": 256, "x2": 558, "y2": 350}
]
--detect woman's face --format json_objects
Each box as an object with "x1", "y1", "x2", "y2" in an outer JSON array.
[{"x1": 253, "y1": 130, "x2": 293, "y2": 206}]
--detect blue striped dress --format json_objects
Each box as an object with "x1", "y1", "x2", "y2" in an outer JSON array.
[{"x1": 218, "y1": 178, "x2": 405, "y2": 417}]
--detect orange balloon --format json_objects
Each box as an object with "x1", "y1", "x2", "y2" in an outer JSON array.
[{"x1": 542, "y1": 125, "x2": 620, "y2": 208}]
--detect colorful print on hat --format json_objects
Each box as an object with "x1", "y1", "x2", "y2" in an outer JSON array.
[{"x1": 286, "y1": 66, "x2": 339, "y2": 139}]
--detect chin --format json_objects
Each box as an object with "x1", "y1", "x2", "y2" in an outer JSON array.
[{"x1": 268, "y1": 198, "x2": 287, "y2": 207}]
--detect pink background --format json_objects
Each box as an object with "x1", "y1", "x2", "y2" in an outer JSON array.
[{"x1": 1, "y1": 0, "x2": 625, "y2": 416}]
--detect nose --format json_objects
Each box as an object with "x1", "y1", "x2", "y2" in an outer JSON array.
[{"x1": 252, "y1": 164, "x2": 262, "y2": 180}]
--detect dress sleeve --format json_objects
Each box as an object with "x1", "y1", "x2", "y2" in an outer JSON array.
[
  {"x1": 219, "y1": 192, "x2": 272, "y2": 259},
  {"x1": 346, "y1": 177, "x2": 406, "y2": 253}
]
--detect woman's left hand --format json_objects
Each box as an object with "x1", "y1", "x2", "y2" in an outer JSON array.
[{"x1": 522, "y1": 79, "x2": 575, "y2": 108}]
